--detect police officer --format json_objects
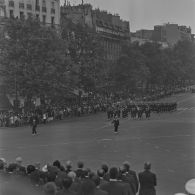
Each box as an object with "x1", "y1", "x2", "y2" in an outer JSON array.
[
  {"x1": 112, "y1": 116, "x2": 120, "y2": 134},
  {"x1": 30, "y1": 113, "x2": 38, "y2": 135}
]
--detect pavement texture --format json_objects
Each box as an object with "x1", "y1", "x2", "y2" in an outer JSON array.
[{"x1": 0, "y1": 93, "x2": 195, "y2": 195}]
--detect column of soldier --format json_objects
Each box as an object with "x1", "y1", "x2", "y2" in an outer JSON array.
[{"x1": 107, "y1": 102, "x2": 177, "y2": 120}]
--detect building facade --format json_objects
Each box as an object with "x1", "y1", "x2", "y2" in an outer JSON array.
[
  {"x1": 1, "y1": 0, "x2": 60, "y2": 26},
  {"x1": 153, "y1": 23, "x2": 192, "y2": 46},
  {"x1": 61, "y1": 3, "x2": 131, "y2": 62}
]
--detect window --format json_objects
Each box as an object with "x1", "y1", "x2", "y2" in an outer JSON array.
[
  {"x1": 51, "y1": 8, "x2": 55, "y2": 14},
  {"x1": 51, "y1": 1, "x2": 55, "y2": 8},
  {"x1": 42, "y1": 0, "x2": 46, "y2": 6},
  {"x1": 27, "y1": 4, "x2": 32, "y2": 10},
  {"x1": 9, "y1": 1, "x2": 14, "y2": 7},
  {"x1": 36, "y1": 0, "x2": 39, "y2": 5},
  {"x1": 42, "y1": 15, "x2": 46, "y2": 24},
  {"x1": 35, "y1": 5, "x2": 40, "y2": 11},
  {"x1": 19, "y1": 3, "x2": 24, "y2": 9},
  {"x1": 51, "y1": 16, "x2": 54, "y2": 25},
  {"x1": 20, "y1": 11, "x2": 25, "y2": 19},
  {"x1": 42, "y1": 7, "x2": 47, "y2": 12},
  {"x1": 9, "y1": 10, "x2": 14, "y2": 18}
]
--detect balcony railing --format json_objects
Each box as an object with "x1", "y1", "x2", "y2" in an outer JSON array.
[
  {"x1": 9, "y1": 1, "x2": 14, "y2": 7},
  {"x1": 42, "y1": 7, "x2": 47, "y2": 13}
]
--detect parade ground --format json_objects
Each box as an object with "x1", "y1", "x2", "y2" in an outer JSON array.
[{"x1": 0, "y1": 93, "x2": 195, "y2": 195}]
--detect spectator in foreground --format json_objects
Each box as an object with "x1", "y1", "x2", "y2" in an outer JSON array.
[
  {"x1": 138, "y1": 162, "x2": 157, "y2": 195},
  {"x1": 44, "y1": 182, "x2": 57, "y2": 195},
  {"x1": 56, "y1": 176, "x2": 76, "y2": 195},
  {"x1": 75, "y1": 161, "x2": 86, "y2": 179},
  {"x1": 100, "y1": 167, "x2": 133, "y2": 195},
  {"x1": 123, "y1": 161, "x2": 139, "y2": 193},
  {"x1": 91, "y1": 175, "x2": 108, "y2": 195}
]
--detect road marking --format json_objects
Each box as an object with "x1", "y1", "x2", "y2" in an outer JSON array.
[{"x1": 100, "y1": 139, "x2": 112, "y2": 141}]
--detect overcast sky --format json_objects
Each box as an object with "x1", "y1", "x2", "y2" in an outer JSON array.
[{"x1": 61, "y1": 0, "x2": 195, "y2": 33}]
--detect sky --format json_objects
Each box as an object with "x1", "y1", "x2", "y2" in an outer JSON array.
[{"x1": 60, "y1": 0, "x2": 195, "y2": 33}]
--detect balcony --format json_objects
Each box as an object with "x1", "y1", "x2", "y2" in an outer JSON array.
[
  {"x1": 27, "y1": 4, "x2": 32, "y2": 10},
  {"x1": 51, "y1": 8, "x2": 55, "y2": 14},
  {"x1": 35, "y1": 5, "x2": 40, "y2": 11},
  {"x1": 42, "y1": 7, "x2": 47, "y2": 13},
  {"x1": 9, "y1": 1, "x2": 14, "y2": 7},
  {"x1": 19, "y1": 3, "x2": 24, "y2": 9}
]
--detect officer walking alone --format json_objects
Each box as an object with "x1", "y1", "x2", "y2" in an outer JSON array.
[
  {"x1": 112, "y1": 116, "x2": 120, "y2": 134},
  {"x1": 30, "y1": 113, "x2": 38, "y2": 135}
]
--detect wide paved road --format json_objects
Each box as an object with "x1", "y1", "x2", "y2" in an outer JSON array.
[{"x1": 0, "y1": 93, "x2": 195, "y2": 195}]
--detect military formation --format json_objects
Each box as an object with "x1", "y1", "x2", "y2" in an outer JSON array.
[{"x1": 107, "y1": 102, "x2": 177, "y2": 120}]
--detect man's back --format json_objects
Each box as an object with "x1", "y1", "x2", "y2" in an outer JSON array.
[
  {"x1": 93, "y1": 188, "x2": 108, "y2": 195},
  {"x1": 139, "y1": 170, "x2": 156, "y2": 190},
  {"x1": 100, "y1": 180, "x2": 130, "y2": 195},
  {"x1": 56, "y1": 189, "x2": 76, "y2": 195}
]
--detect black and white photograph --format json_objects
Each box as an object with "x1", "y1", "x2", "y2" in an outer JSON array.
[{"x1": 0, "y1": 0, "x2": 195, "y2": 194}]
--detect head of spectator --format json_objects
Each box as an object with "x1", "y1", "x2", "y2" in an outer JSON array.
[
  {"x1": 16, "y1": 166, "x2": 26, "y2": 176},
  {"x1": 53, "y1": 160, "x2": 61, "y2": 170},
  {"x1": 109, "y1": 167, "x2": 119, "y2": 180},
  {"x1": 97, "y1": 169, "x2": 105, "y2": 178},
  {"x1": 61, "y1": 177, "x2": 73, "y2": 190},
  {"x1": 7, "y1": 163, "x2": 17, "y2": 173},
  {"x1": 144, "y1": 162, "x2": 151, "y2": 170},
  {"x1": 42, "y1": 165, "x2": 48, "y2": 173},
  {"x1": 0, "y1": 160, "x2": 4, "y2": 171},
  {"x1": 120, "y1": 165, "x2": 127, "y2": 174},
  {"x1": 66, "y1": 160, "x2": 72, "y2": 171},
  {"x1": 44, "y1": 182, "x2": 57, "y2": 195},
  {"x1": 123, "y1": 161, "x2": 130, "y2": 172},
  {"x1": 67, "y1": 171, "x2": 76, "y2": 182},
  {"x1": 77, "y1": 161, "x2": 84, "y2": 169},
  {"x1": 27, "y1": 165, "x2": 36, "y2": 175},
  {"x1": 16, "y1": 157, "x2": 23, "y2": 166},
  {"x1": 0, "y1": 158, "x2": 6, "y2": 167},
  {"x1": 47, "y1": 171, "x2": 56, "y2": 182},
  {"x1": 91, "y1": 175, "x2": 101, "y2": 187},
  {"x1": 34, "y1": 162, "x2": 41, "y2": 170},
  {"x1": 101, "y1": 164, "x2": 109, "y2": 174},
  {"x1": 80, "y1": 179, "x2": 96, "y2": 195}
]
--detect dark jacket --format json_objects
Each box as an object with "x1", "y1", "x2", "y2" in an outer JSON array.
[
  {"x1": 128, "y1": 170, "x2": 139, "y2": 193},
  {"x1": 100, "y1": 180, "x2": 133, "y2": 195},
  {"x1": 94, "y1": 188, "x2": 108, "y2": 195},
  {"x1": 138, "y1": 170, "x2": 157, "y2": 195}
]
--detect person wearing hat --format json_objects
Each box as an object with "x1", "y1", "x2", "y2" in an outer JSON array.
[
  {"x1": 138, "y1": 162, "x2": 157, "y2": 195},
  {"x1": 112, "y1": 116, "x2": 120, "y2": 134}
]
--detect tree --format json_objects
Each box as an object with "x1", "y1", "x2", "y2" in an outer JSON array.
[
  {"x1": 61, "y1": 19, "x2": 104, "y2": 93},
  {"x1": 0, "y1": 17, "x2": 73, "y2": 106}
]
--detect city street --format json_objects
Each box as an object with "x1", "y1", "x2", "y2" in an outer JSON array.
[{"x1": 0, "y1": 92, "x2": 195, "y2": 195}]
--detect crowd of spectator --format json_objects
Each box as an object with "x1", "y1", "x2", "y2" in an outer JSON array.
[
  {"x1": 0, "y1": 157, "x2": 157, "y2": 195},
  {"x1": 0, "y1": 87, "x2": 190, "y2": 128}
]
